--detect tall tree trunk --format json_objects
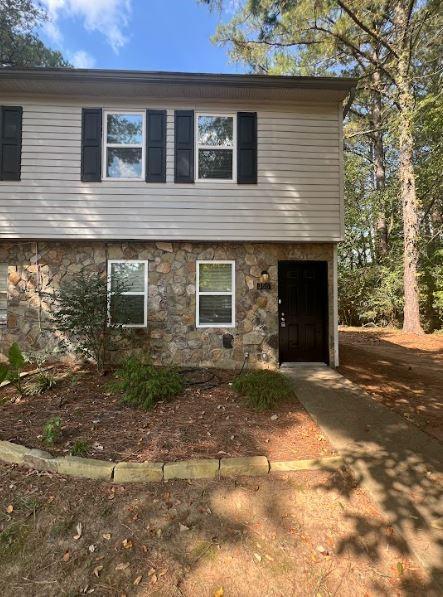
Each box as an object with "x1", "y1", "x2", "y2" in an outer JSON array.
[
  {"x1": 372, "y1": 93, "x2": 388, "y2": 259},
  {"x1": 395, "y1": 5, "x2": 423, "y2": 334},
  {"x1": 371, "y1": 51, "x2": 388, "y2": 260}
]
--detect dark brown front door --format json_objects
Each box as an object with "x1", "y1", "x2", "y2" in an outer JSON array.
[{"x1": 278, "y1": 261, "x2": 328, "y2": 364}]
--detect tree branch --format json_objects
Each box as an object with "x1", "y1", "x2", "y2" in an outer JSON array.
[{"x1": 336, "y1": 0, "x2": 399, "y2": 58}]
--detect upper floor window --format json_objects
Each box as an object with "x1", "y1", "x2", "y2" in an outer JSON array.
[
  {"x1": 103, "y1": 112, "x2": 145, "y2": 180},
  {"x1": 196, "y1": 114, "x2": 236, "y2": 181}
]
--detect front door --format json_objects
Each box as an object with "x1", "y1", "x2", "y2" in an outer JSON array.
[{"x1": 278, "y1": 261, "x2": 328, "y2": 364}]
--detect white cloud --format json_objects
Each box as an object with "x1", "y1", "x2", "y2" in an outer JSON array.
[
  {"x1": 69, "y1": 49, "x2": 96, "y2": 68},
  {"x1": 42, "y1": 0, "x2": 132, "y2": 53}
]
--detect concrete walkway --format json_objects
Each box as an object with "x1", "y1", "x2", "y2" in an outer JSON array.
[{"x1": 282, "y1": 364, "x2": 443, "y2": 589}]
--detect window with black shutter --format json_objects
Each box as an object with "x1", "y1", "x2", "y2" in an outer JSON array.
[
  {"x1": 174, "y1": 110, "x2": 194, "y2": 183},
  {"x1": 81, "y1": 108, "x2": 102, "y2": 182},
  {"x1": 146, "y1": 109, "x2": 166, "y2": 182},
  {"x1": 237, "y1": 112, "x2": 257, "y2": 184},
  {"x1": 0, "y1": 106, "x2": 22, "y2": 181}
]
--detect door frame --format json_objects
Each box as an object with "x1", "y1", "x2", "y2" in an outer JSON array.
[{"x1": 277, "y1": 260, "x2": 329, "y2": 365}]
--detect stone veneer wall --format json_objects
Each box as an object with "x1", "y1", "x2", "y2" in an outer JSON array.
[{"x1": 0, "y1": 241, "x2": 336, "y2": 368}]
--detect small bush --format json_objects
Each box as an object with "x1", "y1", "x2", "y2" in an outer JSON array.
[
  {"x1": 111, "y1": 357, "x2": 183, "y2": 410},
  {"x1": 25, "y1": 371, "x2": 58, "y2": 396},
  {"x1": 42, "y1": 417, "x2": 62, "y2": 445},
  {"x1": 232, "y1": 369, "x2": 295, "y2": 411},
  {"x1": 0, "y1": 343, "x2": 26, "y2": 396},
  {"x1": 70, "y1": 440, "x2": 89, "y2": 457}
]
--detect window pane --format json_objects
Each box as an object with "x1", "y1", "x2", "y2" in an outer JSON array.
[
  {"x1": 0, "y1": 293, "x2": 6, "y2": 325},
  {"x1": 199, "y1": 295, "x2": 232, "y2": 325},
  {"x1": 111, "y1": 262, "x2": 145, "y2": 292},
  {"x1": 198, "y1": 149, "x2": 233, "y2": 179},
  {"x1": 198, "y1": 116, "x2": 233, "y2": 146},
  {"x1": 107, "y1": 113, "x2": 143, "y2": 144},
  {"x1": 199, "y1": 263, "x2": 232, "y2": 292},
  {"x1": 110, "y1": 294, "x2": 145, "y2": 326},
  {"x1": 107, "y1": 147, "x2": 142, "y2": 178}
]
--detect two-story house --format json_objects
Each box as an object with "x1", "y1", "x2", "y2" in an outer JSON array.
[{"x1": 0, "y1": 68, "x2": 355, "y2": 369}]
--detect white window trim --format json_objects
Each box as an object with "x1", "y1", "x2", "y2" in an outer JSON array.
[
  {"x1": 195, "y1": 112, "x2": 237, "y2": 183},
  {"x1": 196, "y1": 260, "x2": 235, "y2": 328},
  {"x1": 0, "y1": 263, "x2": 7, "y2": 326},
  {"x1": 107, "y1": 260, "x2": 149, "y2": 328},
  {"x1": 102, "y1": 110, "x2": 146, "y2": 181}
]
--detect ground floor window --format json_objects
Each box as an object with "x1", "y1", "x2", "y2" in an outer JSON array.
[
  {"x1": 107, "y1": 260, "x2": 148, "y2": 327},
  {"x1": 0, "y1": 263, "x2": 7, "y2": 325},
  {"x1": 196, "y1": 260, "x2": 235, "y2": 328}
]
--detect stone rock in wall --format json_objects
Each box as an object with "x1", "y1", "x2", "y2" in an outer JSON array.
[
  {"x1": 243, "y1": 331, "x2": 264, "y2": 345},
  {"x1": 156, "y1": 242, "x2": 173, "y2": 253}
]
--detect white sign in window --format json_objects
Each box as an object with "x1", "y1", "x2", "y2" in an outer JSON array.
[
  {"x1": 196, "y1": 114, "x2": 236, "y2": 181},
  {"x1": 108, "y1": 260, "x2": 148, "y2": 327},
  {"x1": 196, "y1": 261, "x2": 235, "y2": 328},
  {"x1": 104, "y1": 112, "x2": 145, "y2": 180}
]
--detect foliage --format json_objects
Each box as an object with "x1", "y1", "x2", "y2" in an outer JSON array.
[
  {"x1": 0, "y1": 0, "x2": 70, "y2": 67},
  {"x1": 111, "y1": 357, "x2": 183, "y2": 411},
  {"x1": 0, "y1": 343, "x2": 26, "y2": 396},
  {"x1": 42, "y1": 417, "x2": 62, "y2": 445},
  {"x1": 200, "y1": 0, "x2": 443, "y2": 332},
  {"x1": 24, "y1": 371, "x2": 58, "y2": 396},
  {"x1": 52, "y1": 271, "x2": 129, "y2": 373},
  {"x1": 70, "y1": 440, "x2": 89, "y2": 457},
  {"x1": 232, "y1": 369, "x2": 294, "y2": 410},
  {"x1": 338, "y1": 263, "x2": 404, "y2": 327}
]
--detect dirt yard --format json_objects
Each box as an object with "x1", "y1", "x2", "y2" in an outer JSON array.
[
  {"x1": 0, "y1": 367, "x2": 332, "y2": 462},
  {"x1": 338, "y1": 327, "x2": 443, "y2": 442},
  {"x1": 0, "y1": 463, "x2": 433, "y2": 596}
]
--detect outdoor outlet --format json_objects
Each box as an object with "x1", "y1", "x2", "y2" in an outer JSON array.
[{"x1": 244, "y1": 352, "x2": 249, "y2": 359}]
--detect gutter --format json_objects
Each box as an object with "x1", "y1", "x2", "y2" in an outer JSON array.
[{"x1": 0, "y1": 67, "x2": 357, "y2": 93}]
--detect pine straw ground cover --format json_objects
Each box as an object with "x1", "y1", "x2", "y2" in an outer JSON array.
[
  {"x1": 0, "y1": 366, "x2": 333, "y2": 463},
  {"x1": 0, "y1": 463, "x2": 432, "y2": 596}
]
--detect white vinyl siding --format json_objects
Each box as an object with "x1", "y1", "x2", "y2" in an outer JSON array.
[{"x1": 0, "y1": 99, "x2": 343, "y2": 242}]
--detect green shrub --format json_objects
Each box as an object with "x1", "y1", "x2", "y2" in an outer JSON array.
[
  {"x1": 42, "y1": 417, "x2": 62, "y2": 445},
  {"x1": 0, "y1": 343, "x2": 26, "y2": 396},
  {"x1": 25, "y1": 371, "x2": 58, "y2": 396},
  {"x1": 52, "y1": 271, "x2": 129, "y2": 372},
  {"x1": 232, "y1": 369, "x2": 295, "y2": 411},
  {"x1": 111, "y1": 357, "x2": 183, "y2": 410},
  {"x1": 70, "y1": 440, "x2": 89, "y2": 457}
]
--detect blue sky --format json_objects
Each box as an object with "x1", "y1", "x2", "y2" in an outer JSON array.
[{"x1": 39, "y1": 0, "x2": 244, "y2": 73}]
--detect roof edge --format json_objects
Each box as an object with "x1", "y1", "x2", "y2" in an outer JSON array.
[{"x1": 0, "y1": 67, "x2": 357, "y2": 92}]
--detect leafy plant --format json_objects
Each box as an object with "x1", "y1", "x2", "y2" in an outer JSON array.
[
  {"x1": 52, "y1": 271, "x2": 129, "y2": 373},
  {"x1": 111, "y1": 357, "x2": 183, "y2": 410},
  {"x1": 42, "y1": 417, "x2": 62, "y2": 445},
  {"x1": 232, "y1": 369, "x2": 295, "y2": 411},
  {"x1": 70, "y1": 440, "x2": 89, "y2": 457},
  {"x1": 0, "y1": 343, "x2": 26, "y2": 396},
  {"x1": 25, "y1": 371, "x2": 58, "y2": 396}
]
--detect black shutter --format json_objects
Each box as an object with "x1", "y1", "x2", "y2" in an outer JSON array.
[
  {"x1": 81, "y1": 108, "x2": 102, "y2": 182},
  {"x1": 0, "y1": 106, "x2": 22, "y2": 181},
  {"x1": 146, "y1": 109, "x2": 166, "y2": 182},
  {"x1": 174, "y1": 110, "x2": 194, "y2": 183},
  {"x1": 237, "y1": 112, "x2": 257, "y2": 184}
]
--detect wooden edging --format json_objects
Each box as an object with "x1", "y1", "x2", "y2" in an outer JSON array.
[{"x1": 0, "y1": 440, "x2": 344, "y2": 483}]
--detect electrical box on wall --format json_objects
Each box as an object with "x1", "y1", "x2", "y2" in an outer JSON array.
[{"x1": 222, "y1": 333, "x2": 234, "y2": 349}]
